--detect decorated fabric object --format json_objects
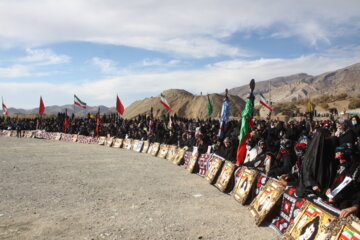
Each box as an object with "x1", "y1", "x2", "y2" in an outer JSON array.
[
  {"x1": 198, "y1": 153, "x2": 212, "y2": 176},
  {"x1": 77, "y1": 135, "x2": 97, "y2": 144},
  {"x1": 60, "y1": 133, "x2": 73, "y2": 142},
  {"x1": 182, "y1": 151, "x2": 192, "y2": 169},
  {"x1": 269, "y1": 187, "x2": 306, "y2": 235}
]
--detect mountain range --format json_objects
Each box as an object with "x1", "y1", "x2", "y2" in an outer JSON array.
[
  {"x1": 6, "y1": 105, "x2": 114, "y2": 116},
  {"x1": 5, "y1": 62, "x2": 360, "y2": 118},
  {"x1": 228, "y1": 62, "x2": 360, "y2": 103}
]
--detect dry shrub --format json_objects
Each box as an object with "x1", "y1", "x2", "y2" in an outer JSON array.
[{"x1": 348, "y1": 99, "x2": 360, "y2": 109}]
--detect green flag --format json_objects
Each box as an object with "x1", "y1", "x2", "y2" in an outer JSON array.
[{"x1": 207, "y1": 94, "x2": 213, "y2": 116}]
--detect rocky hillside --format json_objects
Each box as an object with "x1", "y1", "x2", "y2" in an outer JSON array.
[
  {"x1": 228, "y1": 62, "x2": 360, "y2": 103},
  {"x1": 7, "y1": 105, "x2": 114, "y2": 116},
  {"x1": 123, "y1": 89, "x2": 245, "y2": 119}
]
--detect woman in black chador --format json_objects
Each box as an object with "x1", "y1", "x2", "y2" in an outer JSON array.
[{"x1": 296, "y1": 129, "x2": 337, "y2": 197}]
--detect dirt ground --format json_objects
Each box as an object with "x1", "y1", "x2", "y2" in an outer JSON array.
[{"x1": 0, "y1": 137, "x2": 277, "y2": 240}]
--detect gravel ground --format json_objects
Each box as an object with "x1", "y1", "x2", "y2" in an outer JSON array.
[{"x1": 0, "y1": 137, "x2": 277, "y2": 240}]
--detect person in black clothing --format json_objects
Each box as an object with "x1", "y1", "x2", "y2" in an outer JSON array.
[
  {"x1": 351, "y1": 115, "x2": 360, "y2": 137},
  {"x1": 278, "y1": 142, "x2": 308, "y2": 187},
  {"x1": 215, "y1": 137, "x2": 237, "y2": 163},
  {"x1": 326, "y1": 145, "x2": 360, "y2": 218},
  {"x1": 242, "y1": 139, "x2": 274, "y2": 174},
  {"x1": 336, "y1": 119, "x2": 357, "y2": 146},
  {"x1": 296, "y1": 128, "x2": 337, "y2": 197},
  {"x1": 268, "y1": 139, "x2": 297, "y2": 178},
  {"x1": 197, "y1": 135, "x2": 209, "y2": 155}
]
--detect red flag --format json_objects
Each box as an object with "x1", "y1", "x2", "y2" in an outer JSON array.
[
  {"x1": 2, "y1": 97, "x2": 9, "y2": 116},
  {"x1": 39, "y1": 96, "x2": 45, "y2": 115},
  {"x1": 116, "y1": 95, "x2": 125, "y2": 115},
  {"x1": 236, "y1": 116, "x2": 254, "y2": 165},
  {"x1": 236, "y1": 132, "x2": 251, "y2": 165},
  {"x1": 96, "y1": 117, "x2": 101, "y2": 136},
  {"x1": 64, "y1": 117, "x2": 70, "y2": 133}
]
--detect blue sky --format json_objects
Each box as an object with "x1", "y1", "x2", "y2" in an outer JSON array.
[{"x1": 1, "y1": 0, "x2": 360, "y2": 109}]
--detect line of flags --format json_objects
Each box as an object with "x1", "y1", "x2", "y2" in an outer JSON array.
[
  {"x1": 1, "y1": 94, "x2": 127, "y2": 116},
  {"x1": 1, "y1": 91, "x2": 276, "y2": 119}
]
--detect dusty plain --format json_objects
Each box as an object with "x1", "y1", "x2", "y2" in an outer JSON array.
[{"x1": 0, "y1": 137, "x2": 277, "y2": 240}]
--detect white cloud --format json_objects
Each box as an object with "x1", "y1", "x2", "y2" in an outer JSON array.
[
  {"x1": 0, "y1": 48, "x2": 70, "y2": 78},
  {"x1": 0, "y1": 0, "x2": 359, "y2": 57},
  {"x1": 90, "y1": 57, "x2": 121, "y2": 75},
  {"x1": 142, "y1": 58, "x2": 181, "y2": 67},
  {"x1": 0, "y1": 64, "x2": 32, "y2": 78},
  {"x1": 2, "y1": 48, "x2": 360, "y2": 108},
  {"x1": 20, "y1": 48, "x2": 70, "y2": 65},
  {"x1": 0, "y1": 64, "x2": 50, "y2": 78}
]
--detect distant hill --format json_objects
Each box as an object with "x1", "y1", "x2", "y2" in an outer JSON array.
[
  {"x1": 7, "y1": 105, "x2": 114, "y2": 116},
  {"x1": 7, "y1": 89, "x2": 245, "y2": 119},
  {"x1": 123, "y1": 89, "x2": 245, "y2": 119},
  {"x1": 228, "y1": 62, "x2": 360, "y2": 103}
]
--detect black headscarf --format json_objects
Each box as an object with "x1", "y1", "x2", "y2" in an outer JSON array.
[{"x1": 296, "y1": 128, "x2": 336, "y2": 197}]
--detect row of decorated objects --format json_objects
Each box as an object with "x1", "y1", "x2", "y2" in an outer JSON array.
[
  {"x1": 97, "y1": 135, "x2": 360, "y2": 240},
  {"x1": 0, "y1": 130, "x2": 97, "y2": 144},
  {"x1": 1, "y1": 130, "x2": 360, "y2": 239}
]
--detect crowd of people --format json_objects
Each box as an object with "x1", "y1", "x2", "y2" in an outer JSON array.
[{"x1": 1, "y1": 111, "x2": 360, "y2": 219}]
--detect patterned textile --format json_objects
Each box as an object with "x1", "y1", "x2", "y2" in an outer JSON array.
[
  {"x1": 77, "y1": 135, "x2": 97, "y2": 144},
  {"x1": 269, "y1": 187, "x2": 306, "y2": 235},
  {"x1": 43, "y1": 132, "x2": 57, "y2": 140},
  {"x1": 198, "y1": 153, "x2": 212, "y2": 176},
  {"x1": 0, "y1": 130, "x2": 10, "y2": 136},
  {"x1": 34, "y1": 130, "x2": 45, "y2": 139},
  {"x1": 182, "y1": 151, "x2": 192, "y2": 169},
  {"x1": 60, "y1": 133, "x2": 73, "y2": 142}
]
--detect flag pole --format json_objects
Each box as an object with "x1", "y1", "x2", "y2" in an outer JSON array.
[
  {"x1": 39, "y1": 96, "x2": 42, "y2": 130},
  {"x1": 73, "y1": 94, "x2": 75, "y2": 117},
  {"x1": 1, "y1": 96, "x2": 5, "y2": 118},
  {"x1": 268, "y1": 80, "x2": 272, "y2": 119}
]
